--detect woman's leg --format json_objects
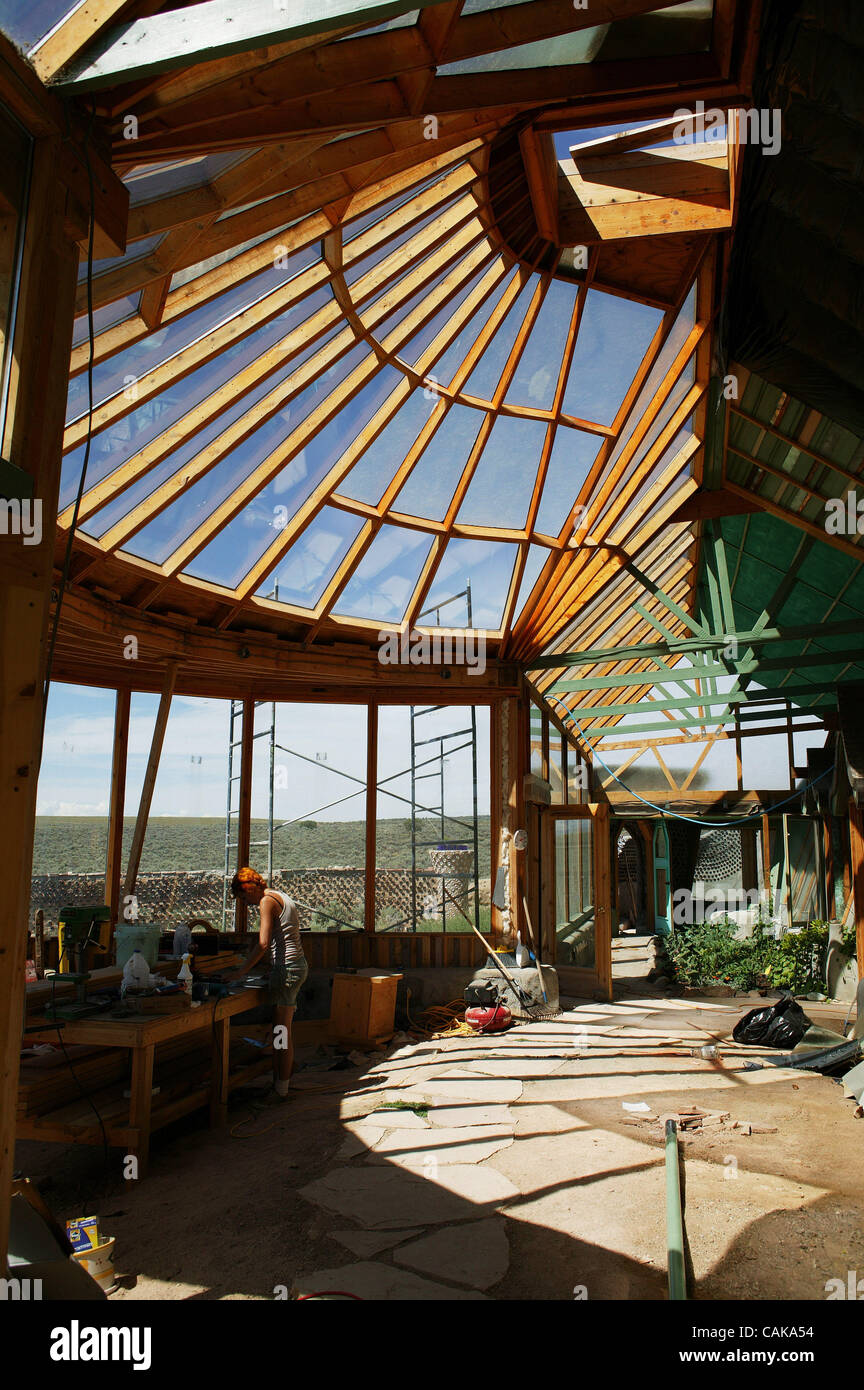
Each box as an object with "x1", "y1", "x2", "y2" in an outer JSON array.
[{"x1": 273, "y1": 1004, "x2": 295, "y2": 1088}]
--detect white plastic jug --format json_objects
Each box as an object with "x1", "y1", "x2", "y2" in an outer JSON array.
[
  {"x1": 172, "y1": 924, "x2": 192, "y2": 958},
  {"x1": 122, "y1": 949, "x2": 151, "y2": 994}
]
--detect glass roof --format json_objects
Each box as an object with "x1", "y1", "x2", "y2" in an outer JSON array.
[{"x1": 61, "y1": 144, "x2": 704, "y2": 638}]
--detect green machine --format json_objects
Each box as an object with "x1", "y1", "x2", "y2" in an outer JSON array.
[{"x1": 46, "y1": 905, "x2": 113, "y2": 1021}]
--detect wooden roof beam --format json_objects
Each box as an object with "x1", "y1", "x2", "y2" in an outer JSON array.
[
  {"x1": 29, "y1": 0, "x2": 136, "y2": 84},
  {"x1": 54, "y1": 0, "x2": 446, "y2": 91}
]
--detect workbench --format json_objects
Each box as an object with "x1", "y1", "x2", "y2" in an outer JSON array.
[{"x1": 19, "y1": 987, "x2": 270, "y2": 1178}]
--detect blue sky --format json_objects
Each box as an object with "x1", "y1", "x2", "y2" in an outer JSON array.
[{"x1": 37, "y1": 683, "x2": 491, "y2": 820}]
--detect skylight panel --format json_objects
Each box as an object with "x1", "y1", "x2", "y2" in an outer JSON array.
[
  {"x1": 457, "y1": 415, "x2": 548, "y2": 530},
  {"x1": 512, "y1": 544, "x2": 552, "y2": 626},
  {"x1": 422, "y1": 538, "x2": 518, "y2": 631},
  {"x1": 460, "y1": 278, "x2": 537, "y2": 401},
  {"x1": 505, "y1": 280, "x2": 578, "y2": 410},
  {"x1": 391, "y1": 405, "x2": 485, "y2": 521},
  {"x1": 60, "y1": 286, "x2": 335, "y2": 511},
  {"x1": 179, "y1": 363, "x2": 402, "y2": 586},
  {"x1": 561, "y1": 289, "x2": 663, "y2": 426},
  {"x1": 338, "y1": 388, "x2": 437, "y2": 506},
  {"x1": 255, "y1": 507, "x2": 364, "y2": 610},
  {"x1": 71, "y1": 295, "x2": 139, "y2": 349},
  {"x1": 67, "y1": 245, "x2": 322, "y2": 424},
  {"x1": 0, "y1": 0, "x2": 77, "y2": 51},
  {"x1": 125, "y1": 152, "x2": 251, "y2": 206},
  {"x1": 534, "y1": 427, "x2": 603, "y2": 537},
  {"x1": 333, "y1": 525, "x2": 434, "y2": 624},
  {"x1": 416, "y1": 265, "x2": 518, "y2": 382}
]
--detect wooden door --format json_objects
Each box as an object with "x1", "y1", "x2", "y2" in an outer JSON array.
[{"x1": 542, "y1": 804, "x2": 612, "y2": 1001}]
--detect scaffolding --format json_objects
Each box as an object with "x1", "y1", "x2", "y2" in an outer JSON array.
[
  {"x1": 221, "y1": 698, "x2": 276, "y2": 930},
  {"x1": 407, "y1": 581, "x2": 481, "y2": 933},
  {"x1": 221, "y1": 582, "x2": 483, "y2": 933}
]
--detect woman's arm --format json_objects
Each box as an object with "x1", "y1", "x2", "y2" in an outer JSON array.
[{"x1": 237, "y1": 898, "x2": 275, "y2": 973}]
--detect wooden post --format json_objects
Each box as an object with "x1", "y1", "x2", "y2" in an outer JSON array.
[
  {"x1": 740, "y1": 823, "x2": 758, "y2": 895},
  {"x1": 849, "y1": 802, "x2": 864, "y2": 980},
  {"x1": 105, "y1": 688, "x2": 131, "y2": 925},
  {"x1": 761, "y1": 813, "x2": 772, "y2": 907},
  {"x1": 0, "y1": 136, "x2": 82, "y2": 1274},
  {"x1": 364, "y1": 702, "x2": 377, "y2": 933},
  {"x1": 234, "y1": 696, "x2": 255, "y2": 933},
  {"x1": 123, "y1": 663, "x2": 177, "y2": 905},
  {"x1": 593, "y1": 803, "x2": 613, "y2": 1001}
]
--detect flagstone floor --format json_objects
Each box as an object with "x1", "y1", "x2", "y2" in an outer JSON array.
[{"x1": 18, "y1": 993, "x2": 864, "y2": 1301}]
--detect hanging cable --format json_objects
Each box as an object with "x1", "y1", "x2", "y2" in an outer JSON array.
[{"x1": 570, "y1": 716, "x2": 834, "y2": 828}]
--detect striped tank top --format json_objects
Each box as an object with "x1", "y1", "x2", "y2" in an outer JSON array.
[{"x1": 264, "y1": 891, "x2": 305, "y2": 969}]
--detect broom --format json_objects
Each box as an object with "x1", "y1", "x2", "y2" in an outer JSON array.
[{"x1": 522, "y1": 894, "x2": 562, "y2": 1019}]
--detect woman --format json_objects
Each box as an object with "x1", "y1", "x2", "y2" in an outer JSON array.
[{"x1": 228, "y1": 867, "x2": 308, "y2": 1100}]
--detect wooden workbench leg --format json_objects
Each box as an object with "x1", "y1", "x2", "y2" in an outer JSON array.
[
  {"x1": 128, "y1": 1043, "x2": 155, "y2": 1180},
  {"x1": 210, "y1": 1016, "x2": 231, "y2": 1128}
]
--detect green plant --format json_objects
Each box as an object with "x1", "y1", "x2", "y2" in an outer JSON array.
[
  {"x1": 375, "y1": 1100, "x2": 428, "y2": 1119},
  {"x1": 664, "y1": 917, "x2": 845, "y2": 995},
  {"x1": 310, "y1": 899, "x2": 363, "y2": 931}
]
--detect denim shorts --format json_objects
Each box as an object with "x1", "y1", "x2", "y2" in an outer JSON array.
[{"x1": 267, "y1": 958, "x2": 308, "y2": 1008}]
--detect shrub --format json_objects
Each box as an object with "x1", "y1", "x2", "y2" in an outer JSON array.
[{"x1": 664, "y1": 917, "x2": 854, "y2": 995}]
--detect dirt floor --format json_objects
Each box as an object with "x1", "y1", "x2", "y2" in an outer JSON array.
[{"x1": 15, "y1": 990, "x2": 864, "y2": 1301}]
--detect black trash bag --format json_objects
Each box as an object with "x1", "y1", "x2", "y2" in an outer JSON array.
[{"x1": 732, "y1": 993, "x2": 812, "y2": 1049}]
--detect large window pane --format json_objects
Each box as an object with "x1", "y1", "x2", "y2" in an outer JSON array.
[
  {"x1": 555, "y1": 817, "x2": 595, "y2": 967},
  {"x1": 375, "y1": 705, "x2": 490, "y2": 933}
]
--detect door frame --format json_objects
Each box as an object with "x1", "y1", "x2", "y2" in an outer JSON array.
[{"x1": 541, "y1": 802, "x2": 612, "y2": 1001}]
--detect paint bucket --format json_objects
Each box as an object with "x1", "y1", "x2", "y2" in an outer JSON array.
[
  {"x1": 114, "y1": 923, "x2": 162, "y2": 970},
  {"x1": 72, "y1": 1237, "x2": 116, "y2": 1291}
]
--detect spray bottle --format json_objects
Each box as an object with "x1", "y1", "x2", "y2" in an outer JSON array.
[{"x1": 177, "y1": 952, "x2": 194, "y2": 996}]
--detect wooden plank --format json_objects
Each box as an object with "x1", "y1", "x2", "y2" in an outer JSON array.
[
  {"x1": 122, "y1": 662, "x2": 177, "y2": 900},
  {"x1": 29, "y1": 1, "x2": 135, "y2": 83},
  {"x1": 519, "y1": 125, "x2": 558, "y2": 245},
  {"x1": 58, "y1": 0, "x2": 446, "y2": 91},
  {"x1": 850, "y1": 802, "x2": 864, "y2": 981},
  {"x1": 235, "y1": 697, "x2": 255, "y2": 933},
  {"x1": 127, "y1": 1042, "x2": 155, "y2": 1178},
  {"x1": 105, "y1": 687, "x2": 130, "y2": 923},
  {"x1": 209, "y1": 1017, "x2": 231, "y2": 1127},
  {"x1": 0, "y1": 134, "x2": 80, "y2": 1280}
]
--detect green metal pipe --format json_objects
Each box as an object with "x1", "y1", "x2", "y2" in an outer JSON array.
[{"x1": 665, "y1": 1119, "x2": 687, "y2": 1301}]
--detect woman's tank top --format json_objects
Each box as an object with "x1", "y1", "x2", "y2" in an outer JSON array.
[{"x1": 263, "y1": 891, "x2": 305, "y2": 969}]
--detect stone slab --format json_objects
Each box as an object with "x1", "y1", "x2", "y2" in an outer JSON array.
[
  {"x1": 427, "y1": 1102, "x2": 514, "y2": 1128},
  {"x1": 335, "y1": 1126, "x2": 386, "y2": 1159},
  {"x1": 331, "y1": 1229, "x2": 422, "y2": 1258},
  {"x1": 393, "y1": 1218, "x2": 509, "y2": 1290},
  {"x1": 364, "y1": 1106, "x2": 429, "y2": 1129},
  {"x1": 300, "y1": 1166, "x2": 511, "y2": 1228},
  {"x1": 400, "y1": 1068, "x2": 523, "y2": 1104},
  {"x1": 366, "y1": 1125, "x2": 514, "y2": 1166},
  {"x1": 294, "y1": 1261, "x2": 487, "y2": 1301}
]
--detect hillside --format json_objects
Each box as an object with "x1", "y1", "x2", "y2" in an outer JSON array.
[{"x1": 33, "y1": 816, "x2": 492, "y2": 877}]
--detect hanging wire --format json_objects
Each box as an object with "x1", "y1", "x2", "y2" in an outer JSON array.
[{"x1": 570, "y1": 716, "x2": 835, "y2": 829}]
